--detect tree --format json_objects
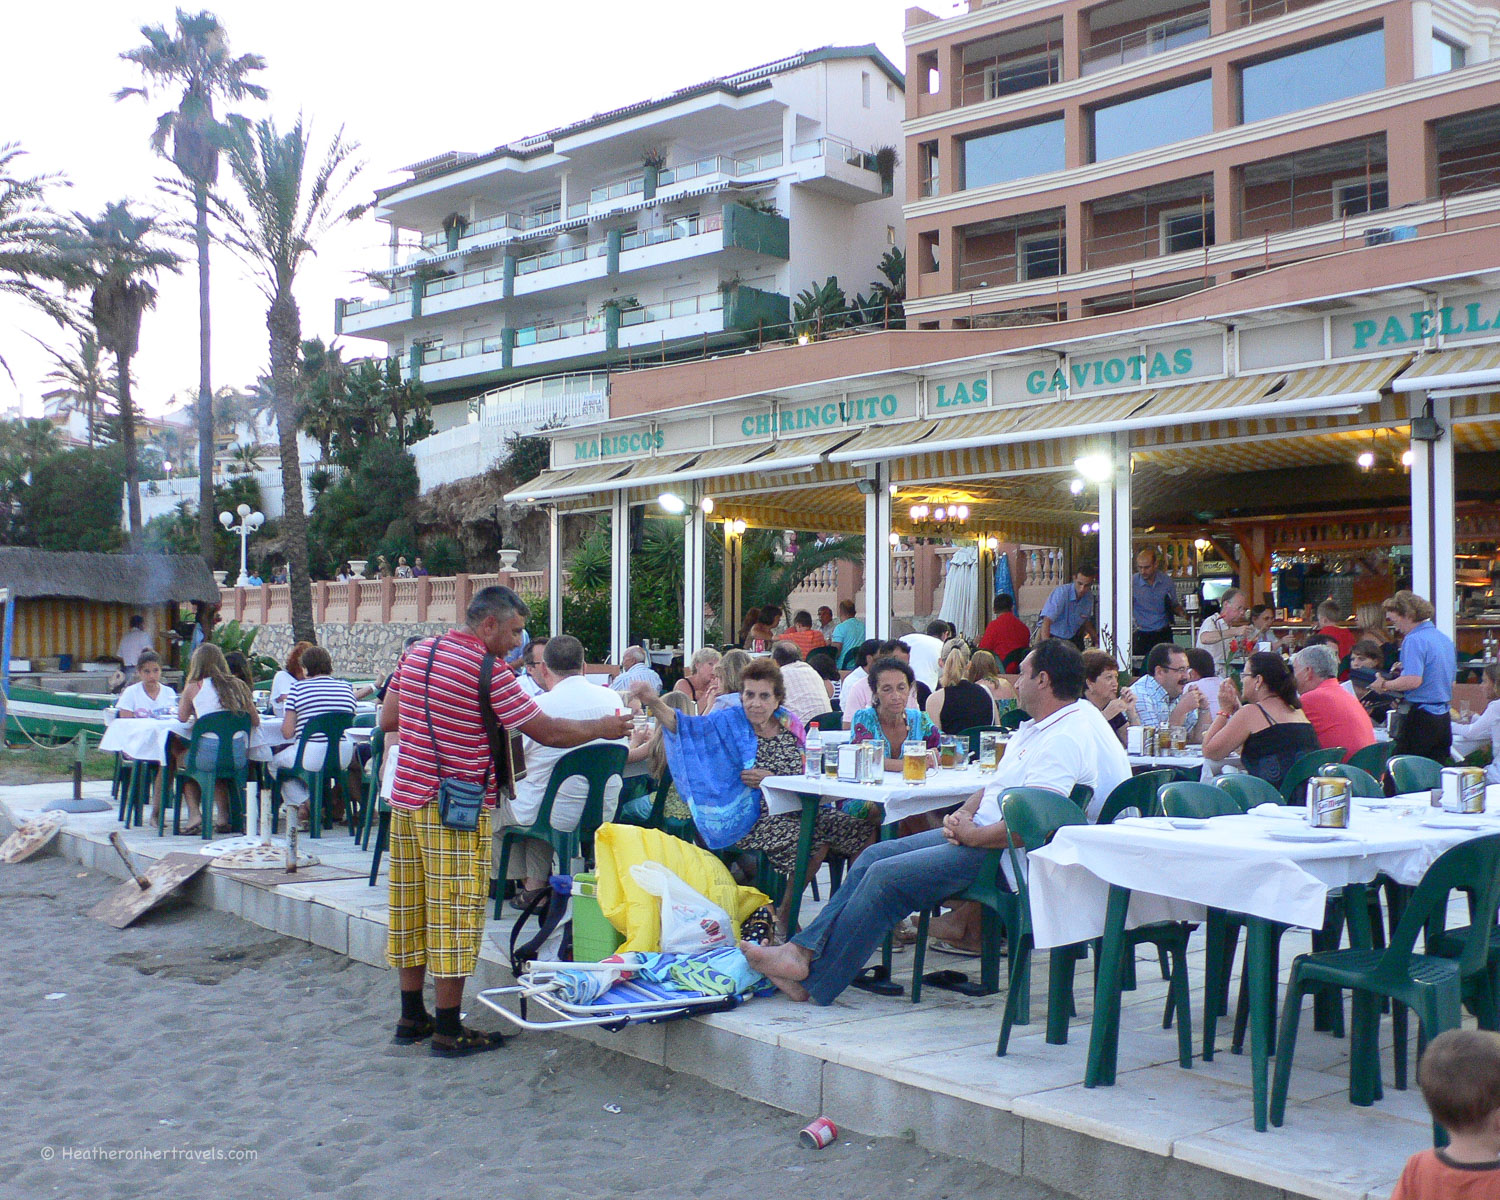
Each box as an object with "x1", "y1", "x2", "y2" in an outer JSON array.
[
  {"x1": 0, "y1": 418, "x2": 62, "y2": 542},
  {"x1": 853, "y1": 247, "x2": 906, "y2": 330},
  {"x1": 297, "y1": 341, "x2": 432, "y2": 467},
  {"x1": 793, "y1": 276, "x2": 850, "y2": 337},
  {"x1": 215, "y1": 116, "x2": 362, "y2": 643},
  {"x1": 26, "y1": 446, "x2": 124, "y2": 552},
  {"x1": 35, "y1": 327, "x2": 116, "y2": 446},
  {"x1": 0, "y1": 143, "x2": 80, "y2": 377},
  {"x1": 119, "y1": 11, "x2": 267, "y2": 564},
  {"x1": 69, "y1": 202, "x2": 182, "y2": 548},
  {"x1": 304, "y1": 440, "x2": 419, "y2": 579}
]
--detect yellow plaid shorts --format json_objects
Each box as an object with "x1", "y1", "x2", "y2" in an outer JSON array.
[{"x1": 386, "y1": 802, "x2": 493, "y2": 978}]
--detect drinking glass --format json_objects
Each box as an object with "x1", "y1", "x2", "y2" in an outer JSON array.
[
  {"x1": 978, "y1": 731, "x2": 1000, "y2": 772},
  {"x1": 1169, "y1": 725, "x2": 1187, "y2": 754},
  {"x1": 823, "y1": 744, "x2": 840, "y2": 778},
  {"x1": 902, "y1": 740, "x2": 928, "y2": 782}
]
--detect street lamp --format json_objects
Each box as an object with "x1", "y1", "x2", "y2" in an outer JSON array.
[{"x1": 219, "y1": 502, "x2": 265, "y2": 587}]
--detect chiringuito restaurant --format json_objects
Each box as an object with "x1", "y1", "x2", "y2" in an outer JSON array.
[{"x1": 508, "y1": 275, "x2": 1500, "y2": 667}]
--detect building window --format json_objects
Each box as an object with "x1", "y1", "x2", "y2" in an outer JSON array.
[
  {"x1": 960, "y1": 117, "x2": 1065, "y2": 189},
  {"x1": 1091, "y1": 77, "x2": 1212, "y2": 162},
  {"x1": 1017, "y1": 232, "x2": 1064, "y2": 280},
  {"x1": 1159, "y1": 206, "x2": 1214, "y2": 254},
  {"x1": 918, "y1": 51, "x2": 940, "y2": 95},
  {"x1": 862, "y1": 71, "x2": 872, "y2": 108},
  {"x1": 1432, "y1": 34, "x2": 1466, "y2": 74},
  {"x1": 918, "y1": 141, "x2": 940, "y2": 197},
  {"x1": 917, "y1": 231, "x2": 940, "y2": 274},
  {"x1": 1333, "y1": 174, "x2": 1389, "y2": 217},
  {"x1": 984, "y1": 50, "x2": 1061, "y2": 100},
  {"x1": 887, "y1": 81, "x2": 897, "y2": 102},
  {"x1": 887, "y1": 225, "x2": 897, "y2": 245},
  {"x1": 1239, "y1": 28, "x2": 1386, "y2": 125}
]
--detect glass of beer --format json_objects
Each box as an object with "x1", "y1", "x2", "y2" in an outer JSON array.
[
  {"x1": 978, "y1": 731, "x2": 1001, "y2": 772},
  {"x1": 1170, "y1": 725, "x2": 1187, "y2": 754},
  {"x1": 823, "y1": 743, "x2": 840, "y2": 778},
  {"x1": 938, "y1": 736, "x2": 959, "y2": 770},
  {"x1": 902, "y1": 740, "x2": 928, "y2": 782}
]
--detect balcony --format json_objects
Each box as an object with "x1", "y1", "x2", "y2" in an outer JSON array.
[
  {"x1": 790, "y1": 137, "x2": 888, "y2": 202},
  {"x1": 659, "y1": 147, "x2": 782, "y2": 187},
  {"x1": 956, "y1": 209, "x2": 1066, "y2": 290},
  {"x1": 956, "y1": 21, "x2": 1064, "y2": 107},
  {"x1": 1238, "y1": 136, "x2": 1387, "y2": 242},
  {"x1": 1081, "y1": 6, "x2": 1210, "y2": 74},
  {"x1": 340, "y1": 290, "x2": 412, "y2": 335},
  {"x1": 1237, "y1": 0, "x2": 1328, "y2": 25},
  {"x1": 1084, "y1": 177, "x2": 1214, "y2": 271},
  {"x1": 1436, "y1": 107, "x2": 1500, "y2": 200}
]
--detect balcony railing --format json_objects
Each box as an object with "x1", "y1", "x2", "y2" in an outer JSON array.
[
  {"x1": 791, "y1": 136, "x2": 880, "y2": 173},
  {"x1": 619, "y1": 212, "x2": 721, "y2": 252},
  {"x1": 515, "y1": 239, "x2": 607, "y2": 276},
  {"x1": 418, "y1": 205, "x2": 567, "y2": 249},
  {"x1": 420, "y1": 335, "x2": 507, "y2": 365},
  {"x1": 514, "y1": 316, "x2": 599, "y2": 347},
  {"x1": 1081, "y1": 10, "x2": 1210, "y2": 73},
  {"x1": 344, "y1": 290, "x2": 411, "y2": 316},
  {"x1": 590, "y1": 176, "x2": 645, "y2": 205},
  {"x1": 423, "y1": 264, "x2": 507, "y2": 297},
  {"x1": 1237, "y1": 0, "x2": 1324, "y2": 24},
  {"x1": 1438, "y1": 146, "x2": 1500, "y2": 199},
  {"x1": 618, "y1": 290, "x2": 724, "y2": 328},
  {"x1": 657, "y1": 148, "x2": 783, "y2": 186}
]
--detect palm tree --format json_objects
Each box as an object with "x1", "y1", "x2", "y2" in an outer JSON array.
[
  {"x1": 0, "y1": 143, "x2": 81, "y2": 377},
  {"x1": 118, "y1": 11, "x2": 266, "y2": 563},
  {"x1": 70, "y1": 202, "x2": 183, "y2": 547},
  {"x1": 35, "y1": 328, "x2": 116, "y2": 447},
  {"x1": 215, "y1": 116, "x2": 362, "y2": 643}
]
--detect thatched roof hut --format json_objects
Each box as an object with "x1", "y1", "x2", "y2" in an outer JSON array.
[{"x1": 0, "y1": 549, "x2": 217, "y2": 665}]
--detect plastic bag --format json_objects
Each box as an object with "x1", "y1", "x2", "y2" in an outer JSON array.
[{"x1": 628, "y1": 861, "x2": 734, "y2": 955}]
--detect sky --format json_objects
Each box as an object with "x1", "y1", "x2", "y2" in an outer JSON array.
[{"x1": 1, "y1": 0, "x2": 944, "y2": 421}]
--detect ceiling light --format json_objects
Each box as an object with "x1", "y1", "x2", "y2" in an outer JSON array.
[
  {"x1": 1356, "y1": 450, "x2": 1376, "y2": 470},
  {"x1": 657, "y1": 492, "x2": 686, "y2": 514},
  {"x1": 985, "y1": 536, "x2": 999, "y2": 551},
  {"x1": 1081, "y1": 522, "x2": 1091, "y2": 534},
  {"x1": 888, "y1": 532, "x2": 901, "y2": 548},
  {"x1": 934, "y1": 506, "x2": 947, "y2": 522},
  {"x1": 1069, "y1": 477, "x2": 1084, "y2": 495},
  {"x1": 1401, "y1": 449, "x2": 1414, "y2": 467},
  {"x1": 700, "y1": 496, "x2": 715, "y2": 514},
  {"x1": 1074, "y1": 454, "x2": 1113, "y2": 484}
]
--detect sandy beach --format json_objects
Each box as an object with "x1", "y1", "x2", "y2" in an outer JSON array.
[{"x1": 2, "y1": 854, "x2": 1059, "y2": 1200}]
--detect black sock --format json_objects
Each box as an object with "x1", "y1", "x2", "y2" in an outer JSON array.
[
  {"x1": 435, "y1": 1005, "x2": 462, "y2": 1038},
  {"x1": 400, "y1": 989, "x2": 426, "y2": 1023}
]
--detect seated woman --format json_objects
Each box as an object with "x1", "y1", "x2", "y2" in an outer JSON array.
[
  {"x1": 269, "y1": 641, "x2": 314, "y2": 716},
  {"x1": 747, "y1": 607, "x2": 780, "y2": 650},
  {"x1": 274, "y1": 645, "x2": 356, "y2": 828},
  {"x1": 850, "y1": 657, "x2": 940, "y2": 770},
  {"x1": 673, "y1": 647, "x2": 721, "y2": 707},
  {"x1": 1452, "y1": 664, "x2": 1500, "y2": 784},
  {"x1": 925, "y1": 641, "x2": 997, "y2": 734},
  {"x1": 1356, "y1": 602, "x2": 1401, "y2": 671},
  {"x1": 1082, "y1": 649, "x2": 1138, "y2": 746},
  {"x1": 616, "y1": 691, "x2": 696, "y2": 826},
  {"x1": 1202, "y1": 651, "x2": 1319, "y2": 787},
  {"x1": 175, "y1": 644, "x2": 261, "y2": 834},
  {"x1": 116, "y1": 650, "x2": 177, "y2": 718},
  {"x1": 1345, "y1": 637, "x2": 1398, "y2": 725},
  {"x1": 701, "y1": 649, "x2": 750, "y2": 713},
  {"x1": 967, "y1": 650, "x2": 1019, "y2": 715},
  {"x1": 633, "y1": 659, "x2": 873, "y2": 934}
]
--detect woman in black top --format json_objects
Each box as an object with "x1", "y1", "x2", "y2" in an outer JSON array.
[
  {"x1": 925, "y1": 641, "x2": 998, "y2": 734},
  {"x1": 1202, "y1": 652, "x2": 1320, "y2": 788}
]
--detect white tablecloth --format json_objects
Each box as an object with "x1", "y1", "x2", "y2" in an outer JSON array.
[
  {"x1": 761, "y1": 766, "x2": 987, "y2": 823},
  {"x1": 1028, "y1": 797, "x2": 1499, "y2": 950},
  {"x1": 100, "y1": 717, "x2": 283, "y2": 764}
]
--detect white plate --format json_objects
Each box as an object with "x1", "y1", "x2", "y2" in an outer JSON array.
[
  {"x1": 1166, "y1": 817, "x2": 1208, "y2": 830},
  {"x1": 1266, "y1": 827, "x2": 1343, "y2": 843},
  {"x1": 1422, "y1": 813, "x2": 1489, "y2": 830}
]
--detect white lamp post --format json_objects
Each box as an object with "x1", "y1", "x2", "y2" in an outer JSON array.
[{"x1": 219, "y1": 502, "x2": 265, "y2": 587}]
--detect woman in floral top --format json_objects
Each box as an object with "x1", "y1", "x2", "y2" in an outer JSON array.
[{"x1": 850, "y1": 657, "x2": 940, "y2": 770}]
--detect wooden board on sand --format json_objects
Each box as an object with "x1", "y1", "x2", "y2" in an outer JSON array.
[
  {"x1": 89, "y1": 853, "x2": 210, "y2": 928},
  {"x1": 0, "y1": 815, "x2": 65, "y2": 864}
]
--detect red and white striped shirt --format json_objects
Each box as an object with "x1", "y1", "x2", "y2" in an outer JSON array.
[{"x1": 390, "y1": 630, "x2": 541, "y2": 811}]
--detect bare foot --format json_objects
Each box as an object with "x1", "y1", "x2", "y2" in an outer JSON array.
[
  {"x1": 740, "y1": 939, "x2": 811, "y2": 982},
  {"x1": 763, "y1": 973, "x2": 810, "y2": 1002}
]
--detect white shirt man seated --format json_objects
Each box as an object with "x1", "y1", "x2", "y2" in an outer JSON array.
[
  {"x1": 770, "y1": 641, "x2": 832, "y2": 724},
  {"x1": 498, "y1": 634, "x2": 631, "y2": 904},
  {"x1": 609, "y1": 645, "x2": 663, "y2": 695},
  {"x1": 901, "y1": 621, "x2": 947, "y2": 691}
]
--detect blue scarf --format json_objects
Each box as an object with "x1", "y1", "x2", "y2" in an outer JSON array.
[{"x1": 662, "y1": 704, "x2": 784, "y2": 849}]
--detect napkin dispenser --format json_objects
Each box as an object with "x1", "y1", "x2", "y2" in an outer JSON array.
[
  {"x1": 1125, "y1": 725, "x2": 1145, "y2": 754},
  {"x1": 837, "y1": 743, "x2": 862, "y2": 782}
]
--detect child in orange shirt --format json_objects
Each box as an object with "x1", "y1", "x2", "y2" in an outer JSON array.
[{"x1": 1391, "y1": 1029, "x2": 1500, "y2": 1198}]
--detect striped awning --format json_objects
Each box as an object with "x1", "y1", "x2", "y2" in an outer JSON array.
[
  {"x1": 507, "y1": 461, "x2": 635, "y2": 502},
  {"x1": 1393, "y1": 345, "x2": 1500, "y2": 392}
]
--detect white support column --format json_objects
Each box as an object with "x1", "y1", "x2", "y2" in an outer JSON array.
[
  {"x1": 1409, "y1": 393, "x2": 1456, "y2": 639},
  {"x1": 723, "y1": 523, "x2": 744, "y2": 644},
  {"x1": 547, "y1": 506, "x2": 563, "y2": 638},
  {"x1": 683, "y1": 488, "x2": 706, "y2": 658},
  {"x1": 610, "y1": 492, "x2": 631, "y2": 662},
  {"x1": 865, "y1": 464, "x2": 893, "y2": 638},
  {"x1": 1096, "y1": 433, "x2": 1134, "y2": 667}
]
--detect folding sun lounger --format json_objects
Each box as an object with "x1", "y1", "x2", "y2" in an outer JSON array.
[{"x1": 477, "y1": 961, "x2": 747, "y2": 1033}]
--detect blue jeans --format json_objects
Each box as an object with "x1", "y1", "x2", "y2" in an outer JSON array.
[{"x1": 791, "y1": 829, "x2": 988, "y2": 1005}]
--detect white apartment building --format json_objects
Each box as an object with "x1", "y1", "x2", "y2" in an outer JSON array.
[{"x1": 337, "y1": 45, "x2": 907, "y2": 437}]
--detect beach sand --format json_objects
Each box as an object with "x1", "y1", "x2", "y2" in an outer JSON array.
[{"x1": 3, "y1": 855, "x2": 1059, "y2": 1200}]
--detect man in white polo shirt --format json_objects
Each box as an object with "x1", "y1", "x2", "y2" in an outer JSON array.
[{"x1": 743, "y1": 639, "x2": 1129, "y2": 1003}]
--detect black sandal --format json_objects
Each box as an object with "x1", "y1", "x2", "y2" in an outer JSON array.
[
  {"x1": 430, "y1": 1026, "x2": 505, "y2": 1058},
  {"x1": 508, "y1": 885, "x2": 549, "y2": 913},
  {"x1": 392, "y1": 1013, "x2": 435, "y2": 1044}
]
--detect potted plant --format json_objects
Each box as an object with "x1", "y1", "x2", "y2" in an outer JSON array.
[
  {"x1": 873, "y1": 145, "x2": 900, "y2": 196},
  {"x1": 441, "y1": 211, "x2": 468, "y2": 251}
]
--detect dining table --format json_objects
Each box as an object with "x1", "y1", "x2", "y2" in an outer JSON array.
[{"x1": 1027, "y1": 791, "x2": 1500, "y2": 1131}]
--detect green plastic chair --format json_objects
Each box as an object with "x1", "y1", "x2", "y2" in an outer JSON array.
[
  {"x1": 1271, "y1": 834, "x2": 1500, "y2": 1128},
  {"x1": 998, "y1": 707, "x2": 1030, "y2": 733},
  {"x1": 1097, "y1": 770, "x2": 1172, "y2": 824},
  {"x1": 162, "y1": 711, "x2": 252, "y2": 839},
  {"x1": 812, "y1": 711, "x2": 843, "y2": 732},
  {"x1": 1160, "y1": 780, "x2": 1240, "y2": 819},
  {"x1": 271, "y1": 711, "x2": 356, "y2": 838},
  {"x1": 1318, "y1": 762, "x2": 1384, "y2": 798},
  {"x1": 1069, "y1": 784, "x2": 1094, "y2": 812},
  {"x1": 362, "y1": 728, "x2": 391, "y2": 886},
  {"x1": 1347, "y1": 741, "x2": 1395, "y2": 780},
  {"x1": 1388, "y1": 755, "x2": 1443, "y2": 795},
  {"x1": 494, "y1": 743, "x2": 628, "y2": 918},
  {"x1": 1279, "y1": 747, "x2": 1347, "y2": 804},
  {"x1": 117, "y1": 756, "x2": 159, "y2": 829},
  {"x1": 1213, "y1": 772, "x2": 1285, "y2": 811},
  {"x1": 955, "y1": 725, "x2": 1004, "y2": 758},
  {"x1": 1001, "y1": 647, "x2": 1029, "y2": 674}
]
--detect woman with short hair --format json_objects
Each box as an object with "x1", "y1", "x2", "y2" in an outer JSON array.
[
  {"x1": 674, "y1": 647, "x2": 722, "y2": 706},
  {"x1": 274, "y1": 644, "x2": 357, "y2": 829}
]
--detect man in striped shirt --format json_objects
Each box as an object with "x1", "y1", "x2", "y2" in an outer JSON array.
[{"x1": 379, "y1": 586, "x2": 631, "y2": 1058}]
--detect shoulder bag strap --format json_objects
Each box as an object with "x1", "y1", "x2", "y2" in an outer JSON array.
[
  {"x1": 423, "y1": 637, "x2": 446, "y2": 779},
  {"x1": 476, "y1": 652, "x2": 500, "y2": 793}
]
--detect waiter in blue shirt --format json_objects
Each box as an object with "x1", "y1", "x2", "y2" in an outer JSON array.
[
  {"x1": 1038, "y1": 564, "x2": 1098, "y2": 650},
  {"x1": 1133, "y1": 548, "x2": 1185, "y2": 661},
  {"x1": 1368, "y1": 589, "x2": 1456, "y2": 761}
]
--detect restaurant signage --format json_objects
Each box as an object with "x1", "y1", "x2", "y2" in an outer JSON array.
[
  {"x1": 977, "y1": 334, "x2": 1225, "y2": 409},
  {"x1": 1332, "y1": 290, "x2": 1500, "y2": 358}
]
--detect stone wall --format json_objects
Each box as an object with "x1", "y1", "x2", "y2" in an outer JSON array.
[{"x1": 252, "y1": 621, "x2": 451, "y2": 678}]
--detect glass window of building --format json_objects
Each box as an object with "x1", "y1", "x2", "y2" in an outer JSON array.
[
  {"x1": 1334, "y1": 174, "x2": 1389, "y2": 217},
  {"x1": 985, "y1": 50, "x2": 1061, "y2": 100},
  {"x1": 1160, "y1": 206, "x2": 1214, "y2": 253},
  {"x1": 1239, "y1": 28, "x2": 1386, "y2": 125},
  {"x1": 1091, "y1": 77, "x2": 1212, "y2": 162},
  {"x1": 960, "y1": 118, "x2": 1065, "y2": 189},
  {"x1": 1018, "y1": 232, "x2": 1065, "y2": 280},
  {"x1": 1431, "y1": 34, "x2": 1466, "y2": 74}
]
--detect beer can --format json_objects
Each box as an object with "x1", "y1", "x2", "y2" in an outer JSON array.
[
  {"x1": 1308, "y1": 775, "x2": 1350, "y2": 829},
  {"x1": 799, "y1": 1116, "x2": 838, "y2": 1149},
  {"x1": 1441, "y1": 766, "x2": 1487, "y2": 814}
]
